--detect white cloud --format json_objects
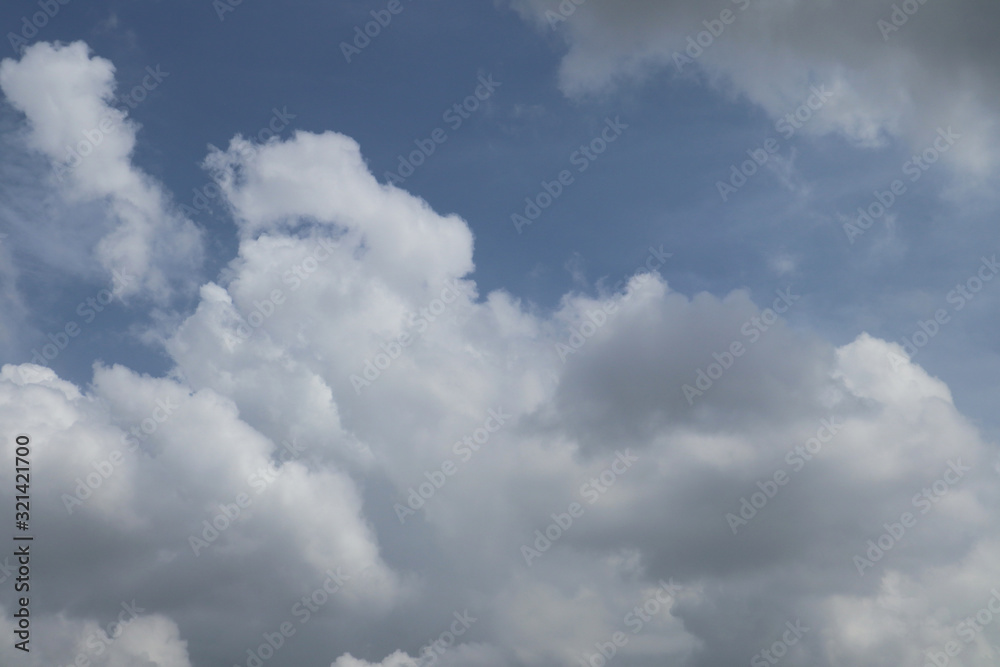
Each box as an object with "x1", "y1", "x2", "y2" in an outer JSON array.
[
  {"x1": 0, "y1": 41, "x2": 204, "y2": 302},
  {"x1": 331, "y1": 651, "x2": 418, "y2": 667},
  {"x1": 0, "y1": 604, "x2": 192, "y2": 667},
  {"x1": 1, "y1": 92, "x2": 1000, "y2": 665}
]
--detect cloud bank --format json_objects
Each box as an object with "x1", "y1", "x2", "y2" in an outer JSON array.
[{"x1": 2, "y1": 38, "x2": 1000, "y2": 667}]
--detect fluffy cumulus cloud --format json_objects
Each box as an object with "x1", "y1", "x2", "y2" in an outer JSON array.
[
  {"x1": 0, "y1": 41, "x2": 203, "y2": 301},
  {"x1": 0, "y1": 605, "x2": 192, "y2": 667},
  {"x1": 508, "y1": 0, "x2": 1000, "y2": 175},
  {"x1": 3, "y1": 41, "x2": 1000, "y2": 667}
]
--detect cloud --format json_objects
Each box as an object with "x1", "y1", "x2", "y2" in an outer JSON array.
[
  {"x1": 203, "y1": 130, "x2": 474, "y2": 289},
  {"x1": 332, "y1": 652, "x2": 419, "y2": 667},
  {"x1": 0, "y1": 603, "x2": 192, "y2": 667},
  {"x1": 509, "y1": 0, "x2": 1000, "y2": 175},
  {"x1": 0, "y1": 41, "x2": 204, "y2": 302},
  {"x1": 2, "y1": 92, "x2": 1000, "y2": 665},
  {"x1": 331, "y1": 644, "x2": 506, "y2": 667}
]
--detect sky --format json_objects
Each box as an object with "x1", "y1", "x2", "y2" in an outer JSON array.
[{"x1": 1, "y1": 1, "x2": 1000, "y2": 666}]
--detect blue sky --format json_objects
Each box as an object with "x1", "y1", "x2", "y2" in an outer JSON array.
[
  {"x1": 7, "y1": 0, "x2": 998, "y2": 400},
  {"x1": 2, "y1": 1, "x2": 1000, "y2": 666}
]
